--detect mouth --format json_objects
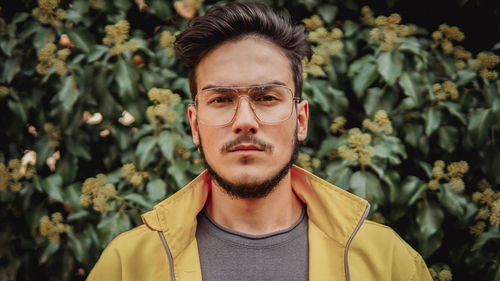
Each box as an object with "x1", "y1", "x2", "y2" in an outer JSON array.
[{"x1": 228, "y1": 144, "x2": 265, "y2": 152}]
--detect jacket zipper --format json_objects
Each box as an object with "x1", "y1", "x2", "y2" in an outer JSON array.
[
  {"x1": 158, "y1": 231, "x2": 176, "y2": 281},
  {"x1": 344, "y1": 203, "x2": 370, "y2": 281}
]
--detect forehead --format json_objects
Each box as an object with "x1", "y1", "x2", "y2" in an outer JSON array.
[{"x1": 195, "y1": 37, "x2": 294, "y2": 91}]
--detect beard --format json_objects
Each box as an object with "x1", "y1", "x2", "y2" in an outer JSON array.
[{"x1": 198, "y1": 129, "x2": 299, "y2": 199}]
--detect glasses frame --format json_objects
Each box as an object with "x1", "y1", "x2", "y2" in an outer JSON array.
[{"x1": 190, "y1": 84, "x2": 301, "y2": 127}]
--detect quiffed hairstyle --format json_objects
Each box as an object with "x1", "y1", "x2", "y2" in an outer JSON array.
[{"x1": 174, "y1": 2, "x2": 312, "y2": 100}]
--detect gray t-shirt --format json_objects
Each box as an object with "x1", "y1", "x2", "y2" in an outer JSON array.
[{"x1": 196, "y1": 207, "x2": 309, "y2": 281}]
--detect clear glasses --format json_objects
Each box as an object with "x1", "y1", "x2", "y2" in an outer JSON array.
[{"x1": 192, "y1": 84, "x2": 299, "y2": 127}]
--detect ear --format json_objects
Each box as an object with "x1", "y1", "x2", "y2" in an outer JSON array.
[
  {"x1": 296, "y1": 100, "x2": 309, "y2": 141},
  {"x1": 188, "y1": 105, "x2": 200, "y2": 146}
]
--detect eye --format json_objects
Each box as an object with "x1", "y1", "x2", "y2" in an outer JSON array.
[
  {"x1": 255, "y1": 95, "x2": 278, "y2": 102},
  {"x1": 212, "y1": 96, "x2": 233, "y2": 104},
  {"x1": 206, "y1": 90, "x2": 235, "y2": 105}
]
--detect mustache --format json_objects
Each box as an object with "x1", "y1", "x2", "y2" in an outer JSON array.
[{"x1": 220, "y1": 135, "x2": 274, "y2": 153}]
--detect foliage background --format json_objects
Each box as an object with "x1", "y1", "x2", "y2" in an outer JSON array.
[{"x1": 0, "y1": 0, "x2": 499, "y2": 280}]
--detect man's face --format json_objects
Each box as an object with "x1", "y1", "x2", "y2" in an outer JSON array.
[{"x1": 187, "y1": 37, "x2": 309, "y2": 198}]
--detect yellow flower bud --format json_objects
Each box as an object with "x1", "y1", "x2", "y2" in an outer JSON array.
[
  {"x1": 490, "y1": 199, "x2": 500, "y2": 226},
  {"x1": 469, "y1": 221, "x2": 486, "y2": 236},
  {"x1": 438, "y1": 270, "x2": 452, "y2": 281},
  {"x1": 0, "y1": 86, "x2": 8, "y2": 97},
  {"x1": 449, "y1": 177, "x2": 465, "y2": 192},
  {"x1": 432, "y1": 31, "x2": 443, "y2": 41},
  {"x1": 428, "y1": 179, "x2": 439, "y2": 191},
  {"x1": 121, "y1": 163, "x2": 136, "y2": 177},
  {"x1": 441, "y1": 40, "x2": 454, "y2": 54}
]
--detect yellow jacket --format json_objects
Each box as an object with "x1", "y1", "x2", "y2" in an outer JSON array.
[{"x1": 87, "y1": 166, "x2": 433, "y2": 281}]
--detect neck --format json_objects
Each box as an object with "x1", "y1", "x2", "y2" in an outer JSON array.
[{"x1": 205, "y1": 172, "x2": 303, "y2": 235}]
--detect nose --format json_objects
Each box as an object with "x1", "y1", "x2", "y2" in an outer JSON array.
[{"x1": 231, "y1": 96, "x2": 259, "y2": 134}]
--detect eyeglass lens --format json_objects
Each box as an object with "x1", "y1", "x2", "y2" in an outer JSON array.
[{"x1": 196, "y1": 85, "x2": 294, "y2": 126}]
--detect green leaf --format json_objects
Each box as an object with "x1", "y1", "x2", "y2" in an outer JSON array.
[
  {"x1": 418, "y1": 161, "x2": 433, "y2": 178},
  {"x1": 67, "y1": 29, "x2": 95, "y2": 53},
  {"x1": 97, "y1": 212, "x2": 132, "y2": 247},
  {"x1": 363, "y1": 87, "x2": 396, "y2": 116},
  {"x1": 367, "y1": 156, "x2": 386, "y2": 178},
  {"x1": 158, "y1": 131, "x2": 181, "y2": 161},
  {"x1": 33, "y1": 28, "x2": 56, "y2": 50},
  {"x1": 403, "y1": 123, "x2": 424, "y2": 148},
  {"x1": 376, "y1": 51, "x2": 402, "y2": 86},
  {"x1": 481, "y1": 145, "x2": 500, "y2": 185},
  {"x1": 399, "y1": 72, "x2": 418, "y2": 104},
  {"x1": 456, "y1": 69, "x2": 477, "y2": 87},
  {"x1": 40, "y1": 243, "x2": 60, "y2": 264},
  {"x1": 342, "y1": 20, "x2": 359, "y2": 37},
  {"x1": 123, "y1": 193, "x2": 154, "y2": 210},
  {"x1": 67, "y1": 210, "x2": 90, "y2": 221},
  {"x1": 7, "y1": 99, "x2": 27, "y2": 123},
  {"x1": 64, "y1": 183, "x2": 83, "y2": 211},
  {"x1": 441, "y1": 101, "x2": 467, "y2": 124},
  {"x1": 438, "y1": 126, "x2": 459, "y2": 153},
  {"x1": 349, "y1": 171, "x2": 383, "y2": 205},
  {"x1": 66, "y1": 139, "x2": 92, "y2": 160},
  {"x1": 115, "y1": 59, "x2": 138, "y2": 101},
  {"x1": 416, "y1": 200, "x2": 444, "y2": 238},
  {"x1": 438, "y1": 183, "x2": 468, "y2": 217},
  {"x1": 418, "y1": 231, "x2": 444, "y2": 259},
  {"x1": 373, "y1": 134, "x2": 406, "y2": 165},
  {"x1": 310, "y1": 81, "x2": 330, "y2": 112},
  {"x1": 471, "y1": 230, "x2": 500, "y2": 252},
  {"x1": 398, "y1": 38, "x2": 424, "y2": 58},
  {"x1": 318, "y1": 4, "x2": 338, "y2": 24},
  {"x1": 172, "y1": 77, "x2": 191, "y2": 97},
  {"x1": 423, "y1": 107, "x2": 443, "y2": 136},
  {"x1": 146, "y1": 178, "x2": 167, "y2": 202},
  {"x1": 167, "y1": 161, "x2": 190, "y2": 187},
  {"x1": 468, "y1": 108, "x2": 492, "y2": 146},
  {"x1": 149, "y1": 0, "x2": 173, "y2": 19},
  {"x1": 41, "y1": 174, "x2": 64, "y2": 202},
  {"x1": 1, "y1": 56, "x2": 21, "y2": 83},
  {"x1": 56, "y1": 75, "x2": 80, "y2": 112},
  {"x1": 325, "y1": 161, "x2": 352, "y2": 189},
  {"x1": 398, "y1": 176, "x2": 427, "y2": 206},
  {"x1": 0, "y1": 37, "x2": 17, "y2": 56},
  {"x1": 352, "y1": 63, "x2": 378, "y2": 99},
  {"x1": 87, "y1": 45, "x2": 109, "y2": 62},
  {"x1": 18, "y1": 21, "x2": 40, "y2": 40},
  {"x1": 68, "y1": 233, "x2": 86, "y2": 264},
  {"x1": 317, "y1": 135, "x2": 348, "y2": 157},
  {"x1": 12, "y1": 12, "x2": 30, "y2": 23},
  {"x1": 135, "y1": 136, "x2": 157, "y2": 170},
  {"x1": 328, "y1": 87, "x2": 348, "y2": 116},
  {"x1": 382, "y1": 170, "x2": 401, "y2": 204},
  {"x1": 348, "y1": 55, "x2": 375, "y2": 76}
]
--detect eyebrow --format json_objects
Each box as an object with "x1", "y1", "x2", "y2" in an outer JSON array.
[{"x1": 201, "y1": 80, "x2": 287, "y2": 91}]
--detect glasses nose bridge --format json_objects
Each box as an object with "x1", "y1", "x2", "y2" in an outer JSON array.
[{"x1": 233, "y1": 94, "x2": 257, "y2": 117}]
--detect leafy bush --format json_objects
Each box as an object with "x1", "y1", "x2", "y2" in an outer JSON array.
[{"x1": 0, "y1": 0, "x2": 499, "y2": 280}]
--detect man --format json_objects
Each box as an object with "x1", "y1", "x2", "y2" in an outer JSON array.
[{"x1": 87, "y1": 2, "x2": 433, "y2": 280}]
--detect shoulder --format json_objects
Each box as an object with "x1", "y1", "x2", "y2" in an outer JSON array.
[
  {"x1": 353, "y1": 220, "x2": 421, "y2": 260},
  {"x1": 349, "y1": 220, "x2": 433, "y2": 281},
  {"x1": 87, "y1": 224, "x2": 168, "y2": 281},
  {"x1": 98, "y1": 224, "x2": 163, "y2": 260}
]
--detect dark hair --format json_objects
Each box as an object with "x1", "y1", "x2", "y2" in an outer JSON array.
[{"x1": 174, "y1": 1, "x2": 312, "y2": 100}]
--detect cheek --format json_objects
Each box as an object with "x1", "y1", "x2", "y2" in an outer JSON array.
[
  {"x1": 272, "y1": 123, "x2": 296, "y2": 152},
  {"x1": 198, "y1": 128, "x2": 221, "y2": 154}
]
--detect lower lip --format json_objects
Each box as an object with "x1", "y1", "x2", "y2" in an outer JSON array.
[{"x1": 230, "y1": 149, "x2": 263, "y2": 156}]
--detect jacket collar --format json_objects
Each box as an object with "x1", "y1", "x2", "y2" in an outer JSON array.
[{"x1": 142, "y1": 165, "x2": 369, "y2": 258}]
